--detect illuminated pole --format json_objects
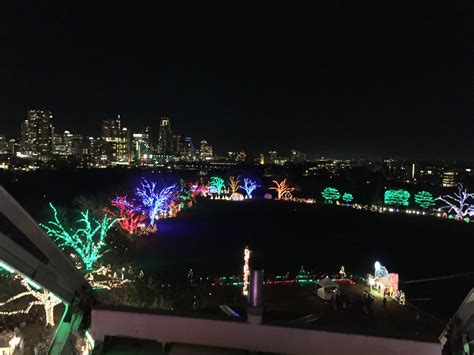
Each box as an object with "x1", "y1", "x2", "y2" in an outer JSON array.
[{"x1": 243, "y1": 246, "x2": 251, "y2": 296}]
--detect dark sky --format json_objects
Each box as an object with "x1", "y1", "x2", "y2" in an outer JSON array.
[{"x1": 0, "y1": 1, "x2": 472, "y2": 160}]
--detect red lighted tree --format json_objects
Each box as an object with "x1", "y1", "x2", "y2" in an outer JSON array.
[{"x1": 107, "y1": 196, "x2": 147, "y2": 235}]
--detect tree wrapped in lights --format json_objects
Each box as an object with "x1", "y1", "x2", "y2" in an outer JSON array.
[
  {"x1": 241, "y1": 178, "x2": 260, "y2": 198},
  {"x1": 0, "y1": 275, "x2": 62, "y2": 326},
  {"x1": 437, "y1": 184, "x2": 474, "y2": 219},
  {"x1": 40, "y1": 203, "x2": 117, "y2": 271},
  {"x1": 321, "y1": 187, "x2": 341, "y2": 202},
  {"x1": 270, "y1": 179, "x2": 295, "y2": 200},
  {"x1": 342, "y1": 192, "x2": 353, "y2": 203},
  {"x1": 228, "y1": 176, "x2": 241, "y2": 194},
  {"x1": 135, "y1": 179, "x2": 177, "y2": 226},
  {"x1": 106, "y1": 196, "x2": 147, "y2": 235},
  {"x1": 178, "y1": 179, "x2": 192, "y2": 202},
  {"x1": 384, "y1": 189, "x2": 410, "y2": 206},
  {"x1": 209, "y1": 177, "x2": 225, "y2": 197},
  {"x1": 414, "y1": 191, "x2": 435, "y2": 209}
]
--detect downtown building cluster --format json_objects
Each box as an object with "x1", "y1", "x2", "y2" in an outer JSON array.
[
  {"x1": 0, "y1": 109, "x2": 309, "y2": 169},
  {"x1": 0, "y1": 110, "x2": 247, "y2": 168}
]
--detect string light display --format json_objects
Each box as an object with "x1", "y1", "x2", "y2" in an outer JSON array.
[
  {"x1": 241, "y1": 178, "x2": 260, "y2": 198},
  {"x1": 414, "y1": 191, "x2": 435, "y2": 209},
  {"x1": 228, "y1": 176, "x2": 241, "y2": 194},
  {"x1": 209, "y1": 177, "x2": 225, "y2": 197},
  {"x1": 269, "y1": 179, "x2": 295, "y2": 200},
  {"x1": 135, "y1": 179, "x2": 177, "y2": 226},
  {"x1": 243, "y1": 246, "x2": 251, "y2": 296},
  {"x1": 85, "y1": 264, "x2": 134, "y2": 290},
  {"x1": 40, "y1": 203, "x2": 118, "y2": 271},
  {"x1": 321, "y1": 187, "x2": 341, "y2": 202},
  {"x1": 106, "y1": 196, "x2": 147, "y2": 234},
  {"x1": 342, "y1": 193, "x2": 353, "y2": 203},
  {"x1": 384, "y1": 189, "x2": 410, "y2": 206},
  {"x1": 437, "y1": 184, "x2": 474, "y2": 219},
  {"x1": 0, "y1": 275, "x2": 62, "y2": 326}
]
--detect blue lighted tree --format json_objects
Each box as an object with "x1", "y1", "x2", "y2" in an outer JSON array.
[
  {"x1": 136, "y1": 179, "x2": 177, "y2": 226},
  {"x1": 209, "y1": 177, "x2": 225, "y2": 197},
  {"x1": 240, "y1": 178, "x2": 260, "y2": 198}
]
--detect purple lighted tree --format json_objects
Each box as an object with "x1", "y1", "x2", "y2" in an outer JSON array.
[
  {"x1": 135, "y1": 179, "x2": 177, "y2": 226},
  {"x1": 240, "y1": 178, "x2": 260, "y2": 198}
]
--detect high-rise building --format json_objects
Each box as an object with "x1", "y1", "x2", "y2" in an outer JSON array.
[
  {"x1": 0, "y1": 135, "x2": 6, "y2": 154},
  {"x1": 268, "y1": 151, "x2": 278, "y2": 164},
  {"x1": 236, "y1": 150, "x2": 246, "y2": 162},
  {"x1": 179, "y1": 136, "x2": 194, "y2": 161},
  {"x1": 101, "y1": 116, "x2": 130, "y2": 164},
  {"x1": 52, "y1": 132, "x2": 66, "y2": 156},
  {"x1": 157, "y1": 117, "x2": 172, "y2": 155},
  {"x1": 170, "y1": 133, "x2": 181, "y2": 157},
  {"x1": 199, "y1": 140, "x2": 213, "y2": 160},
  {"x1": 131, "y1": 127, "x2": 152, "y2": 162},
  {"x1": 20, "y1": 109, "x2": 53, "y2": 160},
  {"x1": 63, "y1": 131, "x2": 84, "y2": 158},
  {"x1": 83, "y1": 137, "x2": 112, "y2": 167},
  {"x1": 7, "y1": 139, "x2": 19, "y2": 155},
  {"x1": 290, "y1": 149, "x2": 306, "y2": 163},
  {"x1": 258, "y1": 153, "x2": 265, "y2": 165},
  {"x1": 442, "y1": 171, "x2": 456, "y2": 187}
]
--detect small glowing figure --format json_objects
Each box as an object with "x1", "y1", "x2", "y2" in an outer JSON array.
[{"x1": 339, "y1": 266, "x2": 346, "y2": 279}]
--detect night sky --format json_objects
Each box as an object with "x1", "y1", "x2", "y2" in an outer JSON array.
[{"x1": 0, "y1": 2, "x2": 472, "y2": 160}]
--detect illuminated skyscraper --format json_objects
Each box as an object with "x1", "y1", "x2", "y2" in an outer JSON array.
[
  {"x1": 101, "y1": 115, "x2": 130, "y2": 164},
  {"x1": 442, "y1": 171, "x2": 456, "y2": 187},
  {"x1": 180, "y1": 136, "x2": 195, "y2": 161},
  {"x1": 157, "y1": 117, "x2": 172, "y2": 155},
  {"x1": 20, "y1": 109, "x2": 53, "y2": 160},
  {"x1": 199, "y1": 140, "x2": 213, "y2": 160},
  {"x1": 0, "y1": 135, "x2": 6, "y2": 154},
  {"x1": 63, "y1": 131, "x2": 84, "y2": 158},
  {"x1": 131, "y1": 126, "x2": 152, "y2": 162},
  {"x1": 170, "y1": 133, "x2": 181, "y2": 157}
]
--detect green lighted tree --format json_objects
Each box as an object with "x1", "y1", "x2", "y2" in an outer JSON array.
[
  {"x1": 384, "y1": 190, "x2": 410, "y2": 206},
  {"x1": 209, "y1": 177, "x2": 226, "y2": 197},
  {"x1": 40, "y1": 203, "x2": 118, "y2": 271},
  {"x1": 321, "y1": 187, "x2": 341, "y2": 202},
  {"x1": 342, "y1": 193, "x2": 353, "y2": 203},
  {"x1": 414, "y1": 191, "x2": 435, "y2": 209}
]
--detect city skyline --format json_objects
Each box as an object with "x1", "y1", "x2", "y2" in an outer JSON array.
[{"x1": 0, "y1": 2, "x2": 472, "y2": 161}]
